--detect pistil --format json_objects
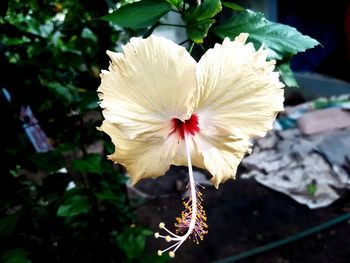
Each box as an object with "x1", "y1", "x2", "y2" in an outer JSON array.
[{"x1": 155, "y1": 134, "x2": 208, "y2": 257}]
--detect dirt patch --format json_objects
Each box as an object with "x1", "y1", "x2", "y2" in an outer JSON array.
[{"x1": 134, "y1": 167, "x2": 350, "y2": 263}]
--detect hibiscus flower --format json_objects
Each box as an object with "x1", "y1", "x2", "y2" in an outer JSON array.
[{"x1": 98, "y1": 33, "x2": 284, "y2": 257}]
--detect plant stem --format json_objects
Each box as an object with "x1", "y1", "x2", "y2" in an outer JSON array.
[
  {"x1": 143, "y1": 22, "x2": 160, "y2": 38},
  {"x1": 179, "y1": 39, "x2": 190, "y2": 46},
  {"x1": 159, "y1": 23, "x2": 186, "y2": 28},
  {"x1": 188, "y1": 42, "x2": 195, "y2": 54}
]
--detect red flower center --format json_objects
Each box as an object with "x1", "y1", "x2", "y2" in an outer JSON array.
[{"x1": 171, "y1": 114, "x2": 200, "y2": 140}]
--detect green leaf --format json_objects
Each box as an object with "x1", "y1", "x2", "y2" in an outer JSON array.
[
  {"x1": 189, "y1": 0, "x2": 222, "y2": 22},
  {"x1": 117, "y1": 226, "x2": 153, "y2": 259},
  {"x1": 141, "y1": 229, "x2": 153, "y2": 236},
  {"x1": 72, "y1": 154, "x2": 102, "y2": 175},
  {"x1": 28, "y1": 150, "x2": 65, "y2": 173},
  {"x1": 184, "y1": 0, "x2": 222, "y2": 43},
  {"x1": 214, "y1": 10, "x2": 320, "y2": 60},
  {"x1": 1, "y1": 249, "x2": 32, "y2": 263},
  {"x1": 221, "y1": 2, "x2": 245, "y2": 11},
  {"x1": 165, "y1": 0, "x2": 182, "y2": 8},
  {"x1": 2, "y1": 36, "x2": 31, "y2": 46},
  {"x1": 9, "y1": 164, "x2": 22, "y2": 177},
  {"x1": 101, "y1": 0, "x2": 171, "y2": 29},
  {"x1": 277, "y1": 62, "x2": 299, "y2": 88},
  {"x1": 187, "y1": 19, "x2": 215, "y2": 44},
  {"x1": 57, "y1": 193, "x2": 90, "y2": 217},
  {"x1": 307, "y1": 181, "x2": 317, "y2": 196}
]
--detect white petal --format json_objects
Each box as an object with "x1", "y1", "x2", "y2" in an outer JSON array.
[
  {"x1": 99, "y1": 121, "x2": 179, "y2": 185},
  {"x1": 170, "y1": 129, "x2": 251, "y2": 188},
  {"x1": 195, "y1": 33, "x2": 284, "y2": 139},
  {"x1": 98, "y1": 36, "x2": 197, "y2": 140},
  {"x1": 171, "y1": 135, "x2": 205, "y2": 169},
  {"x1": 197, "y1": 133, "x2": 252, "y2": 188}
]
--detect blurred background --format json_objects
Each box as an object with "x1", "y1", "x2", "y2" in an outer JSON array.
[{"x1": 0, "y1": 0, "x2": 349, "y2": 262}]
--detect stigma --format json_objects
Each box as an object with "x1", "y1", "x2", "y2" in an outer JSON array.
[
  {"x1": 171, "y1": 114, "x2": 200, "y2": 139},
  {"x1": 154, "y1": 133, "x2": 208, "y2": 257}
]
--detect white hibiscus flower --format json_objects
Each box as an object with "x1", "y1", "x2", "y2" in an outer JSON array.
[{"x1": 98, "y1": 33, "x2": 284, "y2": 257}]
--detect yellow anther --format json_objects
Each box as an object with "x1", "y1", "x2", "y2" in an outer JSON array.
[
  {"x1": 165, "y1": 235, "x2": 171, "y2": 242},
  {"x1": 159, "y1": 222, "x2": 165, "y2": 229},
  {"x1": 154, "y1": 232, "x2": 160, "y2": 238},
  {"x1": 169, "y1": 251, "x2": 175, "y2": 258},
  {"x1": 157, "y1": 250, "x2": 162, "y2": 256}
]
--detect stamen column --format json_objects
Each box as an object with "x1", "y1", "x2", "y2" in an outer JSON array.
[{"x1": 155, "y1": 134, "x2": 207, "y2": 257}]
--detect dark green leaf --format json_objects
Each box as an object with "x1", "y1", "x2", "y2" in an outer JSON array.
[
  {"x1": 101, "y1": 0, "x2": 171, "y2": 29},
  {"x1": 39, "y1": 78, "x2": 77, "y2": 105},
  {"x1": 0, "y1": 213, "x2": 21, "y2": 238},
  {"x1": 277, "y1": 62, "x2": 299, "y2": 88},
  {"x1": 72, "y1": 154, "x2": 102, "y2": 174},
  {"x1": 221, "y1": 2, "x2": 245, "y2": 11},
  {"x1": 57, "y1": 194, "x2": 90, "y2": 217},
  {"x1": 214, "y1": 10, "x2": 320, "y2": 60},
  {"x1": 187, "y1": 19, "x2": 214, "y2": 44},
  {"x1": 94, "y1": 188, "x2": 125, "y2": 203},
  {"x1": 56, "y1": 143, "x2": 78, "y2": 153},
  {"x1": 77, "y1": 90, "x2": 98, "y2": 111},
  {"x1": 1, "y1": 249, "x2": 31, "y2": 263},
  {"x1": 29, "y1": 150, "x2": 65, "y2": 173}
]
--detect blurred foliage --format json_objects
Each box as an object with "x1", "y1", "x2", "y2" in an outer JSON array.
[
  {"x1": 103, "y1": 0, "x2": 319, "y2": 87},
  {"x1": 0, "y1": 0, "x2": 319, "y2": 262},
  {"x1": 0, "y1": 0, "x2": 165, "y2": 262}
]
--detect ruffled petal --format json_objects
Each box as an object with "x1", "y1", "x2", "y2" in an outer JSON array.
[
  {"x1": 197, "y1": 133, "x2": 252, "y2": 188},
  {"x1": 100, "y1": 121, "x2": 179, "y2": 185},
  {"x1": 170, "y1": 130, "x2": 251, "y2": 188},
  {"x1": 195, "y1": 33, "x2": 284, "y2": 139},
  {"x1": 98, "y1": 36, "x2": 197, "y2": 140}
]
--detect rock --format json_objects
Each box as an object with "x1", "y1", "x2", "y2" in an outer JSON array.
[{"x1": 298, "y1": 108, "x2": 350, "y2": 135}]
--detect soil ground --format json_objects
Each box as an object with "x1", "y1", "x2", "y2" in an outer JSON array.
[{"x1": 134, "y1": 167, "x2": 350, "y2": 263}]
